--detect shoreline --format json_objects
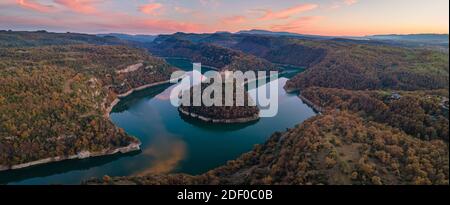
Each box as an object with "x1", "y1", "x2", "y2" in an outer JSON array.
[
  {"x1": 0, "y1": 142, "x2": 141, "y2": 172},
  {"x1": 298, "y1": 94, "x2": 324, "y2": 114},
  {"x1": 0, "y1": 79, "x2": 175, "y2": 172},
  {"x1": 116, "y1": 80, "x2": 172, "y2": 98},
  {"x1": 104, "y1": 78, "x2": 180, "y2": 118},
  {"x1": 178, "y1": 107, "x2": 260, "y2": 124},
  {"x1": 283, "y1": 86, "x2": 300, "y2": 93},
  {"x1": 161, "y1": 56, "x2": 220, "y2": 70}
]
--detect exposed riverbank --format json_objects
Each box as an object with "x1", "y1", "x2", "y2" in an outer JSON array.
[
  {"x1": 161, "y1": 56, "x2": 220, "y2": 70},
  {"x1": 0, "y1": 142, "x2": 141, "y2": 172},
  {"x1": 178, "y1": 107, "x2": 260, "y2": 124},
  {"x1": 299, "y1": 94, "x2": 323, "y2": 114},
  {"x1": 0, "y1": 79, "x2": 176, "y2": 172}
]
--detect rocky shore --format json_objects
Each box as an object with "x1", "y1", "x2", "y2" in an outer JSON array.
[
  {"x1": 0, "y1": 142, "x2": 141, "y2": 171},
  {"x1": 178, "y1": 107, "x2": 260, "y2": 123},
  {"x1": 0, "y1": 79, "x2": 177, "y2": 172},
  {"x1": 299, "y1": 94, "x2": 323, "y2": 114},
  {"x1": 104, "y1": 79, "x2": 174, "y2": 118},
  {"x1": 116, "y1": 80, "x2": 172, "y2": 98}
]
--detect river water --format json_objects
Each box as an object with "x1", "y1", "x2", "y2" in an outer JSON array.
[{"x1": 0, "y1": 58, "x2": 315, "y2": 184}]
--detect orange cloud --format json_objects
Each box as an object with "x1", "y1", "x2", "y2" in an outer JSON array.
[
  {"x1": 54, "y1": 0, "x2": 97, "y2": 14},
  {"x1": 16, "y1": 0, "x2": 54, "y2": 13},
  {"x1": 260, "y1": 4, "x2": 318, "y2": 20},
  {"x1": 139, "y1": 3, "x2": 163, "y2": 15}
]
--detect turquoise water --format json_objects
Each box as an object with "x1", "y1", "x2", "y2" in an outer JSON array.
[{"x1": 0, "y1": 59, "x2": 315, "y2": 185}]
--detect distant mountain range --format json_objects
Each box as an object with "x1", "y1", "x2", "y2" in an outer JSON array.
[
  {"x1": 237, "y1": 29, "x2": 449, "y2": 49},
  {"x1": 237, "y1": 29, "x2": 334, "y2": 40},
  {"x1": 97, "y1": 33, "x2": 157, "y2": 43},
  {"x1": 99, "y1": 30, "x2": 448, "y2": 50}
]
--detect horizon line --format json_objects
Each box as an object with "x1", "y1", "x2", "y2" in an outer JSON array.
[{"x1": 1, "y1": 28, "x2": 449, "y2": 38}]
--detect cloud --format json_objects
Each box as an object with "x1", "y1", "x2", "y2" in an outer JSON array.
[
  {"x1": 270, "y1": 16, "x2": 324, "y2": 33},
  {"x1": 54, "y1": 0, "x2": 97, "y2": 14},
  {"x1": 139, "y1": 3, "x2": 163, "y2": 15},
  {"x1": 200, "y1": 0, "x2": 220, "y2": 8},
  {"x1": 174, "y1": 6, "x2": 192, "y2": 14},
  {"x1": 260, "y1": 3, "x2": 318, "y2": 21},
  {"x1": 327, "y1": 0, "x2": 358, "y2": 10},
  {"x1": 221, "y1": 15, "x2": 247, "y2": 25},
  {"x1": 16, "y1": 0, "x2": 54, "y2": 13},
  {"x1": 1, "y1": 12, "x2": 208, "y2": 34},
  {"x1": 344, "y1": 0, "x2": 358, "y2": 6},
  {"x1": 139, "y1": 19, "x2": 203, "y2": 33}
]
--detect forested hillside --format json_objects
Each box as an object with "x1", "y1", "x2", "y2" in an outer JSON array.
[
  {"x1": 86, "y1": 111, "x2": 449, "y2": 185},
  {"x1": 1, "y1": 31, "x2": 448, "y2": 185},
  {"x1": 83, "y1": 32, "x2": 449, "y2": 185},
  {"x1": 0, "y1": 30, "x2": 130, "y2": 47},
  {"x1": 284, "y1": 43, "x2": 449, "y2": 91},
  {"x1": 0, "y1": 36, "x2": 175, "y2": 168},
  {"x1": 301, "y1": 87, "x2": 449, "y2": 141},
  {"x1": 179, "y1": 80, "x2": 259, "y2": 122},
  {"x1": 148, "y1": 36, "x2": 278, "y2": 72},
  {"x1": 148, "y1": 32, "x2": 449, "y2": 92}
]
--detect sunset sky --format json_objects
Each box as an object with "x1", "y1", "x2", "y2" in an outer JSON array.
[{"x1": 0, "y1": 0, "x2": 448, "y2": 36}]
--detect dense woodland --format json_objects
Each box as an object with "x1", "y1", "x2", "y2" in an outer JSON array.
[
  {"x1": 84, "y1": 32, "x2": 449, "y2": 185},
  {"x1": 149, "y1": 36, "x2": 278, "y2": 72},
  {"x1": 284, "y1": 42, "x2": 449, "y2": 91},
  {"x1": 86, "y1": 111, "x2": 449, "y2": 185},
  {"x1": 1, "y1": 31, "x2": 449, "y2": 185},
  {"x1": 148, "y1": 32, "x2": 449, "y2": 91},
  {"x1": 0, "y1": 36, "x2": 174, "y2": 166},
  {"x1": 179, "y1": 80, "x2": 259, "y2": 120},
  {"x1": 0, "y1": 30, "x2": 130, "y2": 47},
  {"x1": 301, "y1": 87, "x2": 449, "y2": 141}
]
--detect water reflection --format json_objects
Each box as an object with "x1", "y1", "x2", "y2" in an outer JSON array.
[
  {"x1": 112, "y1": 84, "x2": 172, "y2": 113},
  {"x1": 1, "y1": 58, "x2": 314, "y2": 184},
  {"x1": 134, "y1": 135, "x2": 186, "y2": 176},
  {"x1": 179, "y1": 112, "x2": 259, "y2": 131},
  {"x1": 0, "y1": 151, "x2": 140, "y2": 185}
]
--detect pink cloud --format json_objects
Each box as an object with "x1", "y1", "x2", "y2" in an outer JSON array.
[
  {"x1": 16, "y1": 0, "x2": 54, "y2": 13},
  {"x1": 0, "y1": 12, "x2": 207, "y2": 34},
  {"x1": 54, "y1": 0, "x2": 97, "y2": 14},
  {"x1": 221, "y1": 16, "x2": 247, "y2": 25},
  {"x1": 260, "y1": 4, "x2": 318, "y2": 21},
  {"x1": 344, "y1": 0, "x2": 358, "y2": 6},
  {"x1": 270, "y1": 16, "x2": 324, "y2": 33},
  {"x1": 139, "y1": 3, "x2": 163, "y2": 15}
]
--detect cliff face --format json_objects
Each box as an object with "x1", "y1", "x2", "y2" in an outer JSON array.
[{"x1": 85, "y1": 111, "x2": 449, "y2": 185}]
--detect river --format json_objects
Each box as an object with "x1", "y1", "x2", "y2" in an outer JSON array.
[{"x1": 0, "y1": 58, "x2": 315, "y2": 184}]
